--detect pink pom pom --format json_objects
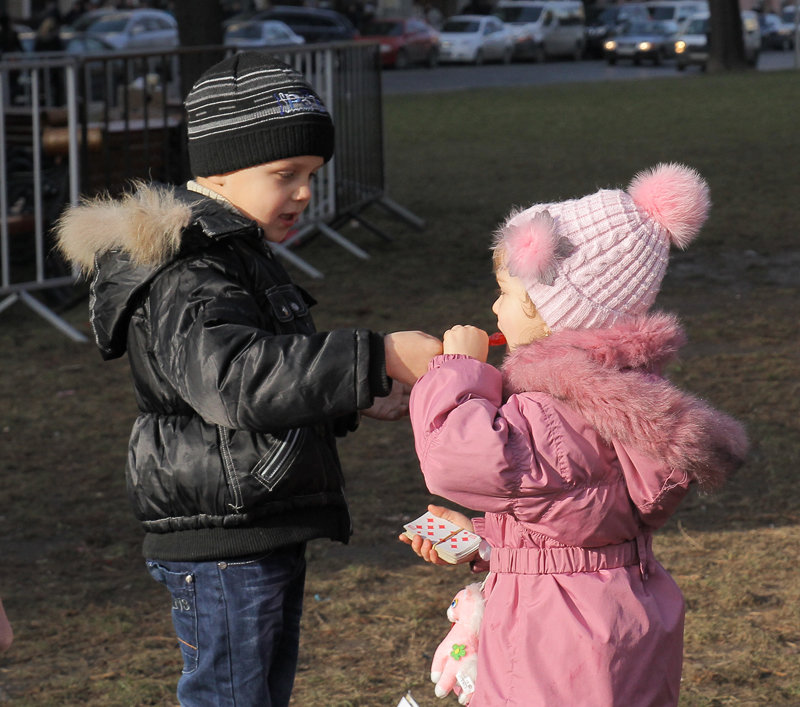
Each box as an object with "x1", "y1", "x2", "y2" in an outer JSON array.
[
  {"x1": 628, "y1": 163, "x2": 710, "y2": 249},
  {"x1": 503, "y1": 210, "x2": 559, "y2": 286}
]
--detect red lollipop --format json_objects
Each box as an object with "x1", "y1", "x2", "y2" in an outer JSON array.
[{"x1": 488, "y1": 332, "x2": 507, "y2": 346}]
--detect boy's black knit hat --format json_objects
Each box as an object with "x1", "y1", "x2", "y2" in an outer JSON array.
[{"x1": 185, "y1": 52, "x2": 334, "y2": 177}]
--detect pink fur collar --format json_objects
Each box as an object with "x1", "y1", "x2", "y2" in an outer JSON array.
[{"x1": 502, "y1": 313, "x2": 748, "y2": 490}]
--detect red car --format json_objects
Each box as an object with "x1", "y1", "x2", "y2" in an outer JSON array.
[{"x1": 357, "y1": 17, "x2": 439, "y2": 68}]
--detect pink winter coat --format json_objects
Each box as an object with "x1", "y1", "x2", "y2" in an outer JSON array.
[{"x1": 409, "y1": 314, "x2": 748, "y2": 707}]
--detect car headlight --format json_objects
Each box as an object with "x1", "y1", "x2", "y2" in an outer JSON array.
[
  {"x1": 675, "y1": 40, "x2": 686, "y2": 53},
  {"x1": 604, "y1": 39, "x2": 617, "y2": 51},
  {"x1": 637, "y1": 41, "x2": 653, "y2": 51}
]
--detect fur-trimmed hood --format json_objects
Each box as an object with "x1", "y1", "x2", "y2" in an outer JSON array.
[
  {"x1": 55, "y1": 182, "x2": 259, "y2": 359},
  {"x1": 55, "y1": 182, "x2": 196, "y2": 274},
  {"x1": 502, "y1": 313, "x2": 748, "y2": 490}
]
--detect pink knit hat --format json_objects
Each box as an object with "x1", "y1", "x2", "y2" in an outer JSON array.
[{"x1": 494, "y1": 163, "x2": 710, "y2": 331}]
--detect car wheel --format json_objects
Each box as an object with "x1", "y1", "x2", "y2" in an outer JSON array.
[
  {"x1": 474, "y1": 49, "x2": 484, "y2": 65},
  {"x1": 395, "y1": 49, "x2": 409, "y2": 70},
  {"x1": 607, "y1": 55, "x2": 617, "y2": 65},
  {"x1": 633, "y1": 55, "x2": 641, "y2": 66},
  {"x1": 502, "y1": 46, "x2": 512, "y2": 64},
  {"x1": 572, "y1": 42, "x2": 583, "y2": 61},
  {"x1": 676, "y1": 61, "x2": 686, "y2": 71},
  {"x1": 654, "y1": 49, "x2": 664, "y2": 65},
  {"x1": 533, "y1": 43, "x2": 546, "y2": 63}
]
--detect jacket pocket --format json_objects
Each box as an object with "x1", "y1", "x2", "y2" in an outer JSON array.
[
  {"x1": 264, "y1": 283, "x2": 315, "y2": 334},
  {"x1": 218, "y1": 425, "x2": 308, "y2": 496}
]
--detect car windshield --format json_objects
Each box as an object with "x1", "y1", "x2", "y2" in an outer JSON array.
[
  {"x1": 586, "y1": 6, "x2": 618, "y2": 25},
  {"x1": 360, "y1": 20, "x2": 403, "y2": 35},
  {"x1": 685, "y1": 17, "x2": 708, "y2": 33},
  {"x1": 442, "y1": 19, "x2": 480, "y2": 32},
  {"x1": 227, "y1": 22, "x2": 262, "y2": 38},
  {"x1": 69, "y1": 12, "x2": 109, "y2": 31},
  {"x1": 87, "y1": 15, "x2": 131, "y2": 33},
  {"x1": 627, "y1": 20, "x2": 673, "y2": 34},
  {"x1": 648, "y1": 6, "x2": 676, "y2": 20},
  {"x1": 494, "y1": 6, "x2": 543, "y2": 23}
]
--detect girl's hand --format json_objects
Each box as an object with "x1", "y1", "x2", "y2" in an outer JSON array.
[
  {"x1": 398, "y1": 504, "x2": 477, "y2": 566},
  {"x1": 442, "y1": 325, "x2": 489, "y2": 362}
]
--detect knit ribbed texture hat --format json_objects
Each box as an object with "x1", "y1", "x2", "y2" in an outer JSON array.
[
  {"x1": 494, "y1": 163, "x2": 711, "y2": 331},
  {"x1": 185, "y1": 52, "x2": 334, "y2": 177}
]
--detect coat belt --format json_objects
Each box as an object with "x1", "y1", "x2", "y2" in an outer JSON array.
[{"x1": 489, "y1": 534, "x2": 652, "y2": 579}]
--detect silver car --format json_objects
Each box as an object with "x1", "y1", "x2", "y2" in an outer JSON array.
[{"x1": 82, "y1": 9, "x2": 178, "y2": 51}]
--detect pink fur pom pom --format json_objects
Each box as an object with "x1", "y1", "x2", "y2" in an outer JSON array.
[
  {"x1": 627, "y1": 163, "x2": 710, "y2": 249},
  {"x1": 503, "y1": 210, "x2": 561, "y2": 286}
]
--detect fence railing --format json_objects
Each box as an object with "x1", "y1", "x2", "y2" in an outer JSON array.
[{"x1": 1, "y1": 42, "x2": 422, "y2": 341}]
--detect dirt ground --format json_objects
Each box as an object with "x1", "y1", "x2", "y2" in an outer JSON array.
[{"x1": 2, "y1": 76, "x2": 800, "y2": 706}]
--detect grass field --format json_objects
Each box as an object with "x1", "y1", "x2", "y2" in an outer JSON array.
[{"x1": 1, "y1": 69, "x2": 799, "y2": 706}]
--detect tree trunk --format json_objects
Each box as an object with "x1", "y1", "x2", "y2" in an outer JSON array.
[
  {"x1": 707, "y1": 0, "x2": 748, "y2": 72},
  {"x1": 173, "y1": 0, "x2": 226, "y2": 99}
]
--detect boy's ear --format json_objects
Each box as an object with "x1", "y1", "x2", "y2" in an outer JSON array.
[{"x1": 202, "y1": 174, "x2": 227, "y2": 187}]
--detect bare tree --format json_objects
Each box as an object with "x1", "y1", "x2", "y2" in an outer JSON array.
[{"x1": 707, "y1": 0, "x2": 749, "y2": 72}]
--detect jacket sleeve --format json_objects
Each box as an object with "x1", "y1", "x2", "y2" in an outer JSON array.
[
  {"x1": 409, "y1": 355, "x2": 565, "y2": 514},
  {"x1": 144, "y1": 257, "x2": 389, "y2": 432}
]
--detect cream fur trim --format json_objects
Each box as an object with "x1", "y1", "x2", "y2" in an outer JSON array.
[{"x1": 55, "y1": 182, "x2": 193, "y2": 274}]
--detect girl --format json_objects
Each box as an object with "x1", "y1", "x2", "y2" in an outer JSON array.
[{"x1": 402, "y1": 164, "x2": 748, "y2": 706}]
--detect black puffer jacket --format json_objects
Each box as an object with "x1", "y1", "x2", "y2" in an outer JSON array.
[{"x1": 57, "y1": 184, "x2": 390, "y2": 561}]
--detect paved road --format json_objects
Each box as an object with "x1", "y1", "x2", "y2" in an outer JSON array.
[{"x1": 381, "y1": 49, "x2": 799, "y2": 95}]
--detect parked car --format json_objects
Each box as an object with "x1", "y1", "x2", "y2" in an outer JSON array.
[
  {"x1": 494, "y1": 0, "x2": 585, "y2": 61},
  {"x1": 224, "y1": 19, "x2": 305, "y2": 48},
  {"x1": 584, "y1": 2, "x2": 650, "y2": 58},
  {"x1": 438, "y1": 14, "x2": 514, "y2": 64},
  {"x1": 80, "y1": 9, "x2": 178, "y2": 51},
  {"x1": 780, "y1": 5, "x2": 800, "y2": 25},
  {"x1": 604, "y1": 19, "x2": 679, "y2": 64},
  {"x1": 674, "y1": 10, "x2": 760, "y2": 70},
  {"x1": 645, "y1": 0, "x2": 708, "y2": 24},
  {"x1": 356, "y1": 17, "x2": 439, "y2": 68},
  {"x1": 246, "y1": 6, "x2": 357, "y2": 43},
  {"x1": 59, "y1": 8, "x2": 115, "y2": 43},
  {"x1": 759, "y1": 12, "x2": 794, "y2": 49}
]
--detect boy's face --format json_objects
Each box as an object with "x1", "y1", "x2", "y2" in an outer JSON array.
[
  {"x1": 208, "y1": 155, "x2": 325, "y2": 243},
  {"x1": 492, "y1": 268, "x2": 550, "y2": 349}
]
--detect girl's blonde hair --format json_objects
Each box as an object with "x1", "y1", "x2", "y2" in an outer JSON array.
[{"x1": 492, "y1": 244, "x2": 540, "y2": 320}]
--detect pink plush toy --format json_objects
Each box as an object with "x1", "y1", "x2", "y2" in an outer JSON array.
[{"x1": 431, "y1": 582, "x2": 485, "y2": 705}]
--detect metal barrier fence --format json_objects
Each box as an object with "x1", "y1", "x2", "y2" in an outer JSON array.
[{"x1": 1, "y1": 42, "x2": 422, "y2": 340}]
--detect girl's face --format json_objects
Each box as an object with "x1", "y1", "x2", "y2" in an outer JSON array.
[
  {"x1": 492, "y1": 268, "x2": 550, "y2": 349},
  {"x1": 204, "y1": 155, "x2": 324, "y2": 243}
]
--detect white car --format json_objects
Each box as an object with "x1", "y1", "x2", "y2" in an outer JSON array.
[
  {"x1": 224, "y1": 20, "x2": 305, "y2": 48},
  {"x1": 438, "y1": 15, "x2": 514, "y2": 64}
]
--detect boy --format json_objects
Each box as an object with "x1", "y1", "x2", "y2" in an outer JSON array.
[{"x1": 56, "y1": 53, "x2": 440, "y2": 706}]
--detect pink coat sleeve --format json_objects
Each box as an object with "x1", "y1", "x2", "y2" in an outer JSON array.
[{"x1": 409, "y1": 355, "x2": 563, "y2": 514}]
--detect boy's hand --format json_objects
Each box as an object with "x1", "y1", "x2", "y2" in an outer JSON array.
[
  {"x1": 362, "y1": 380, "x2": 411, "y2": 421},
  {"x1": 398, "y1": 504, "x2": 476, "y2": 566},
  {"x1": 443, "y1": 325, "x2": 489, "y2": 362},
  {"x1": 384, "y1": 331, "x2": 443, "y2": 386}
]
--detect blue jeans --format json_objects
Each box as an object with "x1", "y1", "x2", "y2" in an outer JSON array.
[{"x1": 146, "y1": 543, "x2": 307, "y2": 707}]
